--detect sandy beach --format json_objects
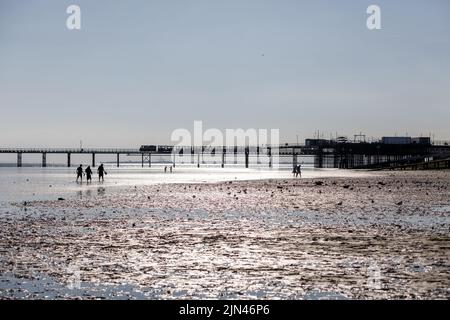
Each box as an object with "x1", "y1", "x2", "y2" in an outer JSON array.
[{"x1": 0, "y1": 170, "x2": 449, "y2": 299}]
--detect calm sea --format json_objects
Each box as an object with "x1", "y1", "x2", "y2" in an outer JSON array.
[{"x1": 0, "y1": 164, "x2": 373, "y2": 203}]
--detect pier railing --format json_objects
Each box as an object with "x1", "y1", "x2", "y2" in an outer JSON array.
[{"x1": 0, "y1": 148, "x2": 140, "y2": 154}]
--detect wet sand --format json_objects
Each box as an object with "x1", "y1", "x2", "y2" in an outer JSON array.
[{"x1": 1, "y1": 171, "x2": 449, "y2": 299}]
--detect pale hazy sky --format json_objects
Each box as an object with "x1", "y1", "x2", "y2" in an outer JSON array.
[{"x1": 1, "y1": 0, "x2": 449, "y2": 147}]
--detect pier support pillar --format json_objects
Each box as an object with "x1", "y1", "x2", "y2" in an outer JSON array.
[
  {"x1": 141, "y1": 154, "x2": 144, "y2": 167},
  {"x1": 268, "y1": 147, "x2": 272, "y2": 168},
  {"x1": 333, "y1": 154, "x2": 339, "y2": 168},
  {"x1": 116, "y1": 153, "x2": 120, "y2": 167},
  {"x1": 197, "y1": 153, "x2": 200, "y2": 168},
  {"x1": 201, "y1": 147, "x2": 205, "y2": 164},
  {"x1": 92, "y1": 153, "x2": 95, "y2": 167},
  {"x1": 67, "y1": 153, "x2": 71, "y2": 167},
  {"x1": 256, "y1": 146, "x2": 260, "y2": 164},
  {"x1": 149, "y1": 153, "x2": 151, "y2": 167},
  {"x1": 17, "y1": 153, "x2": 22, "y2": 167},
  {"x1": 245, "y1": 147, "x2": 249, "y2": 168},
  {"x1": 221, "y1": 147, "x2": 226, "y2": 168},
  {"x1": 42, "y1": 153, "x2": 47, "y2": 167},
  {"x1": 293, "y1": 151, "x2": 298, "y2": 171},
  {"x1": 314, "y1": 153, "x2": 323, "y2": 168},
  {"x1": 173, "y1": 152, "x2": 176, "y2": 168}
]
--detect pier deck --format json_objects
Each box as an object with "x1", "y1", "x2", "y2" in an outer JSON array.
[{"x1": 1, "y1": 143, "x2": 450, "y2": 169}]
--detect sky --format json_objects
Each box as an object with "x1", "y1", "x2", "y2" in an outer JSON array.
[{"x1": 0, "y1": 0, "x2": 449, "y2": 148}]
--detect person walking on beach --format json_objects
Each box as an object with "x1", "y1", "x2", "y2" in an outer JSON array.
[
  {"x1": 85, "y1": 166, "x2": 93, "y2": 183},
  {"x1": 76, "y1": 165, "x2": 84, "y2": 182},
  {"x1": 293, "y1": 164, "x2": 302, "y2": 178},
  {"x1": 98, "y1": 164, "x2": 107, "y2": 182},
  {"x1": 296, "y1": 164, "x2": 302, "y2": 178},
  {"x1": 170, "y1": 166, "x2": 173, "y2": 173}
]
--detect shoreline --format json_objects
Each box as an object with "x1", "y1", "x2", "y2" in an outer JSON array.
[{"x1": 0, "y1": 166, "x2": 377, "y2": 204}]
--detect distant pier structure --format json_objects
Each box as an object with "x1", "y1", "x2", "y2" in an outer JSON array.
[
  {"x1": 1, "y1": 136, "x2": 449, "y2": 169},
  {"x1": 0, "y1": 148, "x2": 140, "y2": 168},
  {"x1": 286, "y1": 136, "x2": 450, "y2": 170}
]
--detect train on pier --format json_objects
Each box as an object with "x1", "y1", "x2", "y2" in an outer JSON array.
[{"x1": 139, "y1": 145, "x2": 173, "y2": 153}]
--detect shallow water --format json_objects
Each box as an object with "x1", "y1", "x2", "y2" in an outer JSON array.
[
  {"x1": 0, "y1": 166, "x2": 373, "y2": 203},
  {"x1": 0, "y1": 272, "x2": 349, "y2": 300}
]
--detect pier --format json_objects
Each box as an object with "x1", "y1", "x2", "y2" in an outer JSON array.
[
  {"x1": 0, "y1": 148, "x2": 138, "y2": 168},
  {"x1": 1, "y1": 140, "x2": 450, "y2": 169},
  {"x1": 0, "y1": 147, "x2": 269, "y2": 168}
]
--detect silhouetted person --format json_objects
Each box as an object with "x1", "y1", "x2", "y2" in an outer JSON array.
[
  {"x1": 170, "y1": 166, "x2": 173, "y2": 173},
  {"x1": 164, "y1": 166, "x2": 167, "y2": 173},
  {"x1": 85, "y1": 166, "x2": 93, "y2": 183},
  {"x1": 293, "y1": 164, "x2": 302, "y2": 178},
  {"x1": 296, "y1": 164, "x2": 302, "y2": 178},
  {"x1": 76, "y1": 165, "x2": 84, "y2": 182},
  {"x1": 97, "y1": 164, "x2": 107, "y2": 182}
]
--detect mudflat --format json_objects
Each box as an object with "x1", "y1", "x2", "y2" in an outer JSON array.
[{"x1": 1, "y1": 171, "x2": 449, "y2": 299}]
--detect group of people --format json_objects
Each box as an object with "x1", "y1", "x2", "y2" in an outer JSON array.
[
  {"x1": 76, "y1": 164, "x2": 107, "y2": 183},
  {"x1": 164, "y1": 166, "x2": 173, "y2": 173},
  {"x1": 293, "y1": 164, "x2": 302, "y2": 178}
]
